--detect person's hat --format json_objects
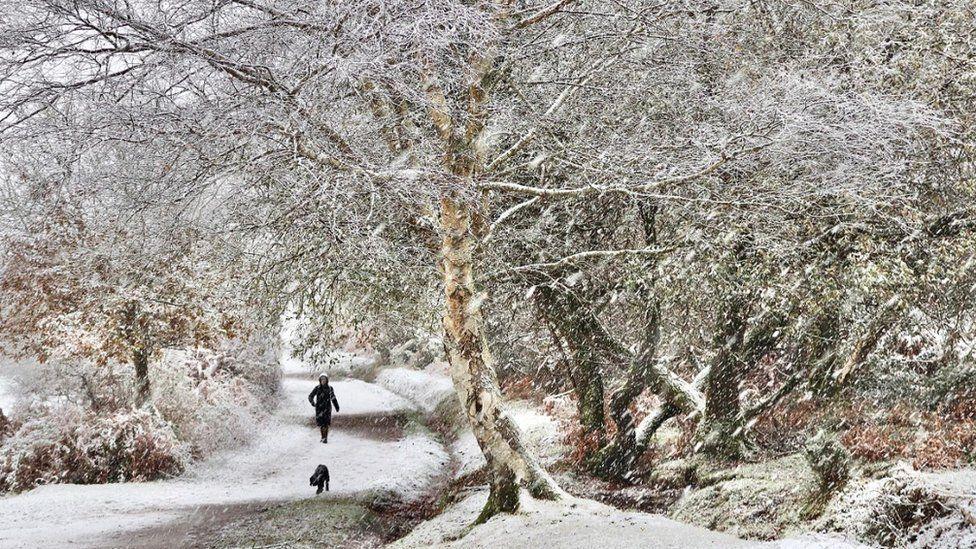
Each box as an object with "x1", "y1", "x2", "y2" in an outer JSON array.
[{"x1": 319, "y1": 373, "x2": 328, "y2": 380}]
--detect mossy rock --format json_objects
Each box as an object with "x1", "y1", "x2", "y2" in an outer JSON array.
[
  {"x1": 649, "y1": 458, "x2": 699, "y2": 489},
  {"x1": 670, "y1": 454, "x2": 818, "y2": 540}
]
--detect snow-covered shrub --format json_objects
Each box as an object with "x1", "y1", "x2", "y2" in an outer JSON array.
[
  {"x1": 818, "y1": 464, "x2": 953, "y2": 547},
  {"x1": 927, "y1": 362, "x2": 976, "y2": 411},
  {"x1": 386, "y1": 336, "x2": 443, "y2": 371},
  {"x1": 152, "y1": 336, "x2": 280, "y2": 458},
  {"x1": 0, "y1": 403, "x2": 189, "y2": 492}
]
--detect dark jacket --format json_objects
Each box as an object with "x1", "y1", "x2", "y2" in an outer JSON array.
[{"x1": 308, "y1": 384, "x2": 339, "y2": 426}]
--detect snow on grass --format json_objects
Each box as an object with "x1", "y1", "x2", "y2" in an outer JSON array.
[
  {"x1": 0, "y1": 375, "x2": 446, "y2": 549},
  {"x1": 393, "y1": 488, "x2": 759, "y2": 548},
  {"x1": 910, "y1": 467, "x2": 976, "y2": 548},
  {"x1": 507, "y1": 403, "x2": 568, "y2": 465},
  {"x1": 771, "y1": 534, "x2": 869, "y2": 548},
  {"x1": 449, "y1": 404, "x2": 568, "y2": 480},
  {"x1": 451, "y1": 430, "x2": 485, "y2": 479},
  {"x1": 393, "y1": 488, "x2": 871, "y2": 549}
]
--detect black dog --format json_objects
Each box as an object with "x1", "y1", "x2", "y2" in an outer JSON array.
[{"x1": 309, "y1": 464, "x2": 330, "y2": 494}]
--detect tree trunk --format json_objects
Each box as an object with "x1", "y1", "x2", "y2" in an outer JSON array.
[
  {"x1": 570, "y1": 351, "x2": 606, "y2": 436},
  {"x1": 834, "y1": 295, "x2": 904, "y2": 385},
  {"x1": 696, "y1": 293, "x2": 748, "y2": 459},
  {"x1": 534, "y1": 285, "x2": 609, "y2": 439},
  {"x1": 589, "y1": 200, "x2": 662, "y2": 478},
  {"x1": 133, "y1": 347, "x2": 150, "y2": 406},
  {"x1": 440, "y1": 197, "x2": 563, "y2": 520}
]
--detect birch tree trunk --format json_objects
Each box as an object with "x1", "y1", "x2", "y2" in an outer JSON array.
[
  {"x1": 426, "y1": 30, "x2": 564, "y2": 519},
  {"x1": 440, "y1": 197, "x2": 563, "y2": 521}
]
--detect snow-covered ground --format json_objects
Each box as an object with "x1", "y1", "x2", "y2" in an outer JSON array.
[
  {"x1": 395, "y1": 488, "x2": 757, "y2": 548},
  {"x1": 374, "y1": 364, "x2": 569, "y2": 480},
  {"x1": 0, "y1": 353, "x2": 449, "y2": 548},
  {"x1": 375, "y1": 366, "x2": 455, "y2": 414},
  {"x1": 394, "y1": 488, "x2": 876, "y2": 549}
]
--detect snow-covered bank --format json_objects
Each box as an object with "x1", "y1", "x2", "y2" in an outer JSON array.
[
  {"x1": 0, "y1": 356, "x2": 449, "y2": 549},
  {"x1": 816, "y1": 463, "x2": 976, "y2": 548},
  {"x1": 394, "y1": 488, "x2": 755, "y2": 548},
  {"x1": 664, "y1": 453, "x2": 976, "y2": 548},
  {"x1": 393, "y1": 488, "x2": 874, "y2": 549},
  {"x1": 373, "y1": 364, "x2": 568, "y2": 479},
  {"x1": 376, "y1": 366, "x2": 455, "y2": 414}
]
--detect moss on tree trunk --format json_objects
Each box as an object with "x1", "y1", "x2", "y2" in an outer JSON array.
[{"x1": 474, "y1": 464, "x2": 520, "y2": 525}]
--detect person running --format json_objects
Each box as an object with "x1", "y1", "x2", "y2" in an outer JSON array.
[{"x1": 308, "y1": 373, "x2": 340, "y2": 443}]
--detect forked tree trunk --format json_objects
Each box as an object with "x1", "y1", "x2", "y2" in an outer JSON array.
[
  {"x1": 589, "y1": 200, "x2": 661, "y2": 478},
  {"x1": 440, "y1": 197, "x2": 563, "y2": 521}
]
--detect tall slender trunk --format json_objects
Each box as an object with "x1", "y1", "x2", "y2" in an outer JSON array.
[
  {"x1": 440, "y1": 197, "x2": 563, "y2": 521},
  {"x1": 133, "y1": 346, "x2": 150, "y2": 406},
  {"x1": 427, "y1": 32, "x2": 563, "y2": 520}
]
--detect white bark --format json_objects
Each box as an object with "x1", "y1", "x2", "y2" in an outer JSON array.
[{"x1": 440, "y1": 196, "x2": 564, "y2": 502}]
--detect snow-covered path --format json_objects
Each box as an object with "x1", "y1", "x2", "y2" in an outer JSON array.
[{"x1": 0, "y1": 355, "x2": 449, "y2": 548}]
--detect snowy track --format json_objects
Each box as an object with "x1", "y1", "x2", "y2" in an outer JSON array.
[{"x1": 0, "y1": 356, "x2": 449, "y2": 548}]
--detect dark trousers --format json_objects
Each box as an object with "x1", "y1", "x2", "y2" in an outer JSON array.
[{"x1": 319, "y1": 424, "x2": 330, "y2": 441}]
